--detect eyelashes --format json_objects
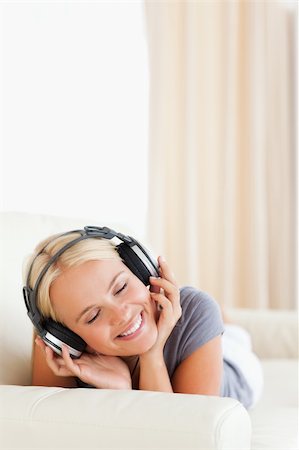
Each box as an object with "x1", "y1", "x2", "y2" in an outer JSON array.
[
  {"x1": 87, "y1": 311, "x2": 100, "y2": 324},
  {"x1": 86, "y1": 283, "x2": 128, "y2": 325},
  {"x1": 115, "y1": 283, "x2": 127, "y2": 295}
]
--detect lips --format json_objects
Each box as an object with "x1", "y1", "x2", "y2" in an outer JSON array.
[{"x1": 117, "y1": 313, "x2": 144, "y2": 339}]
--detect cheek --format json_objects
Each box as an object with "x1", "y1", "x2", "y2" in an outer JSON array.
[
  {"x1": 82, "y1": 331, "x2": 111, "y2": 354},
  {"x1": 128, "y1": 282, "x2": 150, "y2": 304},
  {"x1": 74, "y1": 325, "x2": 105, "y2": 346}
]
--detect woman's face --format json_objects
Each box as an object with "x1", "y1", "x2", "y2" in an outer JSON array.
[{"x1": 49, "y1": 259, "x2": 159, "y2": 357}]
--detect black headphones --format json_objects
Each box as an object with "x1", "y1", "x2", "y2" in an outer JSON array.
[{"x1": 23, "y1": 225, "x2": 159, "y2": 358}]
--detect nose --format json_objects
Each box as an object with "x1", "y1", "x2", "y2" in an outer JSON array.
[{"x1": 106, "y1": 301, "x2": 131, "y2": 326}]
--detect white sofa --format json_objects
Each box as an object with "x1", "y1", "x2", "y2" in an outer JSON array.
[{"x1": 0, "y1": 212, "x2": 297, "y2": 450}]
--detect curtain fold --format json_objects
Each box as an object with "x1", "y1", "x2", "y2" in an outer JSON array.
[{"x1": 145, "y1": 1, "x2": 296, "y2": 309}]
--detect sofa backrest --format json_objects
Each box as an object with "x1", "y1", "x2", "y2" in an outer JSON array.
[{"x1": 0, "y1": 211, "x2": 130, "y2": 385}]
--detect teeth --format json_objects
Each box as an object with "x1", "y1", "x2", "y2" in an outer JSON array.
[{"x1": 119, "y1": 314, "x2": 142, "y2": 337}]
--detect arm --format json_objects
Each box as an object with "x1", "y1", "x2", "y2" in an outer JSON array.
[
  {"x1": 139, "y1": 333, "x2": 223, "y2": 395},
  {"x1": 138, "y1": 257, "x2": 180, "y2": 392},
  {"x1": 139, "y1": 349, "x2": 173, "y2": 392},
  {"x1": 171, "y1": 335, "x2": 223, "y2": 395}
]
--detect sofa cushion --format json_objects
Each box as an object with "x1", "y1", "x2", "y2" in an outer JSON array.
[{"x1": 229, "y1": 308, "x2": 298, "y2": 359}]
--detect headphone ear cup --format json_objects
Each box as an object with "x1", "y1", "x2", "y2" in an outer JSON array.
[
  {"x1": 44, "y1": 318, "x2": 86, "y2": 353},
  {"x1": 117, "y1": 243, "x2": 151, "y2": 285}
]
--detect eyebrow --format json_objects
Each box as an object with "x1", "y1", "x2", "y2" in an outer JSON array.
[{"x1": 75, "y1": 270, "x2": 125, "y2": 323}]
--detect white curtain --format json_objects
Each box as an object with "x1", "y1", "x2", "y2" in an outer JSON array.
[{"x1": 145, "y1": 1, "x2": 296, "y2": 309}]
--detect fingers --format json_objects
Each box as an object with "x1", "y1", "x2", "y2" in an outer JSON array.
[
  {"x1": 149, "y1": 256, "x2": 179, "y2": 298},
  {"x1": 151, "y1": 289, "x2": 182, "y2": 320},
  {"x1": 35, "y1": 335, "x2": 46, "y2": 350},
  {"x1": 35, "y1": 336, "x2": 77, "y2": 377},
  {"x1": 45, "y1": 345, "x2": 76, "y2": 377},
  {"x1": 60, "y1": 345, "x2": 82, "y2": 378},
  {"x1": 149, "y1": 256, "x2": 181, "y2": 321},
  {"x1": 150, "y1": 276, "x2": 178, "y2": 297},
  {"x1": 157, "y1": 256, "x2": 178, "y2": 286},
  {"x1": 149, "y1": 283, "x2": 160, "y2": 294}
]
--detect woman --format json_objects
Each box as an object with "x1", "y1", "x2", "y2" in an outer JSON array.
[{"x1": 23, "y1": 226, "x2": 263, "y2": 409}]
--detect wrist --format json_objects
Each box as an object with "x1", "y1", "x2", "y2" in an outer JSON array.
[
  {"x1": 139, "y1": 351, "x2": 173, "y2": 393},
  {"x1": 85, "y1": 371, "x2": 132, "y2": 390},
  {"x1": 139, "y1": 348, "x2": 164, "y2": 366},
  {"x1": 94, "y1": 378, "x2": 132, "y2": 390},
  {"x1": 109, "y1": 379, "x2": 132, "y2": 390}
]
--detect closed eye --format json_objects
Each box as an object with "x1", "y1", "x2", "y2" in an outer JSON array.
[
  {"x1": 86, "y1": 283, "x2": 127, "y2": 324},
  {"x1": 115, "y1": 283, "x2": 127, "y2": 295},
  {"x1": 87, "y1": 310, "x2": 100, "y2": 324}
]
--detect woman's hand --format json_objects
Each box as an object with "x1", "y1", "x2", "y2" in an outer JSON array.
[
  {"x1": 35, "y1": 336, "x2": 132, "y2": 390},
  {"x1": 138, "y1": 256, "x2": 181, "y2": 392},
  {"x1": 146, "y1": 256, "x2": 182, "y2": 357}
]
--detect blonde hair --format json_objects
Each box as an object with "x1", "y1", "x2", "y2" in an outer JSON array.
[{"x1": 23, "y1": 231, "x2": 120, "y2": 322}]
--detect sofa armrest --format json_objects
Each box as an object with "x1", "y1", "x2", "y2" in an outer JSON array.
[
  {"x1": 0, "y1": 385, "x2": 251, "y2": 450},
  {"x1": 228, "y1": 308, "x2": 298, "y2": 359}
]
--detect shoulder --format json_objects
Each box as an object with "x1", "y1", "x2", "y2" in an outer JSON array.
[
  {"x1": 178, "y1": 285, "x2": 223, "y2": 327},
  {"x1": 163, "y1": 286, "x2": 224, "y2": 374}
]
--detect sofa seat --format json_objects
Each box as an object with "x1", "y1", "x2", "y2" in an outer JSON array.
[{"x1": 250, "y1": 359, "x2": 298, "y2": 450}]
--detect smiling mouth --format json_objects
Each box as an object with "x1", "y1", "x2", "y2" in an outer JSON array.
[{"x1": 117, "y1": 313, "x2": 143, "y2": 338}]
